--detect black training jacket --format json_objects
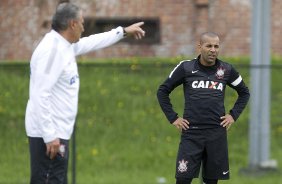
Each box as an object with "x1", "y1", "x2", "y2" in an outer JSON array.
[{"x1": 157, "y1": 56, "x2": 250, "y2": 129}]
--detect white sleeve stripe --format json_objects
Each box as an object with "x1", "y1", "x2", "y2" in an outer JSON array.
[
  {"x1": 169, "y1": 61, "x2": 184, "y2": 78},
  {"x1": 45, "y1": 38, "x2": 58, "y2": 74},
  {"x1": 231, "y1": 75, "x2": 242, "y2": 86}
]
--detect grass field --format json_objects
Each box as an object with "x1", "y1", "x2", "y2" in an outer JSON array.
[{"x1": 0, "y1": 57, "x2": 281, "y2": 184}]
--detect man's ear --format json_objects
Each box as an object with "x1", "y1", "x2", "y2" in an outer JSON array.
[
  {"x1": 69, "y1": 19, "x2": 76, "y2": 30},
  {"x1": 197, "y1": 42, "x2": 201, "y2": 52}
]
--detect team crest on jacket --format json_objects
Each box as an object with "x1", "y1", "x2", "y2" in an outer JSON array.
[
  {"x1": 178, "y1": 159, "x2": 188, "y2": 173},
  {"x1": 216, "y1": 67, "x2": 225, "y2": 79}
]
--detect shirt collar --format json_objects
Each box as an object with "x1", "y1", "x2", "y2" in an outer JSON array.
[{"x1": 50, "y1": 29, "x2": 72, "y2": 47}]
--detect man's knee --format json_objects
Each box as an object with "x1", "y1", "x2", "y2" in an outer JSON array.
[
  {"x1": 176, "y1": 178, "x2": 192, "y2": 184},
  {"x1": 203, "y1": 178, "x2": 218, "y2": 184}
]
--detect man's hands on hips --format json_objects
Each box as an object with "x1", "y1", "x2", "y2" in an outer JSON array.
[
  {"x1": 220, "y1": 114, "x2": 235, "y2": 130},
  {"x1": 46, "y1": 138, "x2": 60, "y2": 159},
  {"x1": 172, "y1": 117, "x2": 189, "y2": 131},
  {"x1": 124, "y1": 22, "x2": 145, "y2": 40}
]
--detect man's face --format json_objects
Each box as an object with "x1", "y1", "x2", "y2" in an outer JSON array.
[
  {"x1": 198, "y1": 36, "x2": 220, "y2": 66},
  {"x1": 72, "y1": 11, "x2": 84, "y2": 43}
]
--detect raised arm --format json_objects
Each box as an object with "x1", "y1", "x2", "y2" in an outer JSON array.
[{"x1": 73, "y1": 22, "x2": 145, "y2": 56}]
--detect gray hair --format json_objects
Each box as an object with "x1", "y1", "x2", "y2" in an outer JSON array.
[{"x1": 51, "y1": 2, "x2": 80, "y2": 32}]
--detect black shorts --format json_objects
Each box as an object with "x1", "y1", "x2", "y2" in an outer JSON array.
[{"x1": 175, "y1": 127, "x2": 229, "y2": 180}]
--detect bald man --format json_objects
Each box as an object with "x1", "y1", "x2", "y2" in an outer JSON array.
[{"x1": 157, "y1": 32, "x2": 250, "y2": 184}]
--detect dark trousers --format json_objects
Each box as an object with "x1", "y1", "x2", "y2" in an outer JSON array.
[{"x1": 28, "y1": 137, "x2": 69, "y2": 184}]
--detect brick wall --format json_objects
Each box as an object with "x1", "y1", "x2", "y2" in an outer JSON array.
[
  {"x1": 272, "y1": 0, "x2": 282, "y2": 56},
  {"x1": 0, "y1": 0, "x2": 281, "y2": 60},
  {"x1": 0, "y1": 0, "x2": 58, "y2": 60}
]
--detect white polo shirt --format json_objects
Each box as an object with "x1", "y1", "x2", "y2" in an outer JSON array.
[{"x1": 25, "y1": 27, "x2": 124, "y2": 143}]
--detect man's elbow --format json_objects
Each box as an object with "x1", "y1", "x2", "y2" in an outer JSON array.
[
  {"x1": 156, "y1": 87, "x2": 163, "y2": 101},
  {"x1": 246, "y1": 89, "x2": 250, "y2": 101}
]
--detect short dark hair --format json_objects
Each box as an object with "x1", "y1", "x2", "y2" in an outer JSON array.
[
  {"x1": 200, "y1": 32, "x2": 219, "y2": 44},
  {"x1": 51, "y1": 3, "x2": 80, "y2": 32}
]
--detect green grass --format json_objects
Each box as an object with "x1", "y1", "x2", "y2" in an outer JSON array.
[{"x1": 0, "y1": 58, "x2": 281, "y2": 184}]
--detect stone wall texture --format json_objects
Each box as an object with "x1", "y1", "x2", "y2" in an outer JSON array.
[{"x1": 0, "y1": 0, "x2": 281, "y2": 60}]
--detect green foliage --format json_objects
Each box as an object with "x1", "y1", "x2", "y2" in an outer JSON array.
[{"x1": 0, "y1": 57, "x2": 281, "y2": 184}]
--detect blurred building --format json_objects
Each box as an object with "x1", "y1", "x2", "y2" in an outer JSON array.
[{"x1": 0, "y1": 0, "x2": 281, "y2": 60}]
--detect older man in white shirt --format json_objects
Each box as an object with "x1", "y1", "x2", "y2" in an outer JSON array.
[{"x1": 25, "y1": 2, "x2": 145, "y2": 183}]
